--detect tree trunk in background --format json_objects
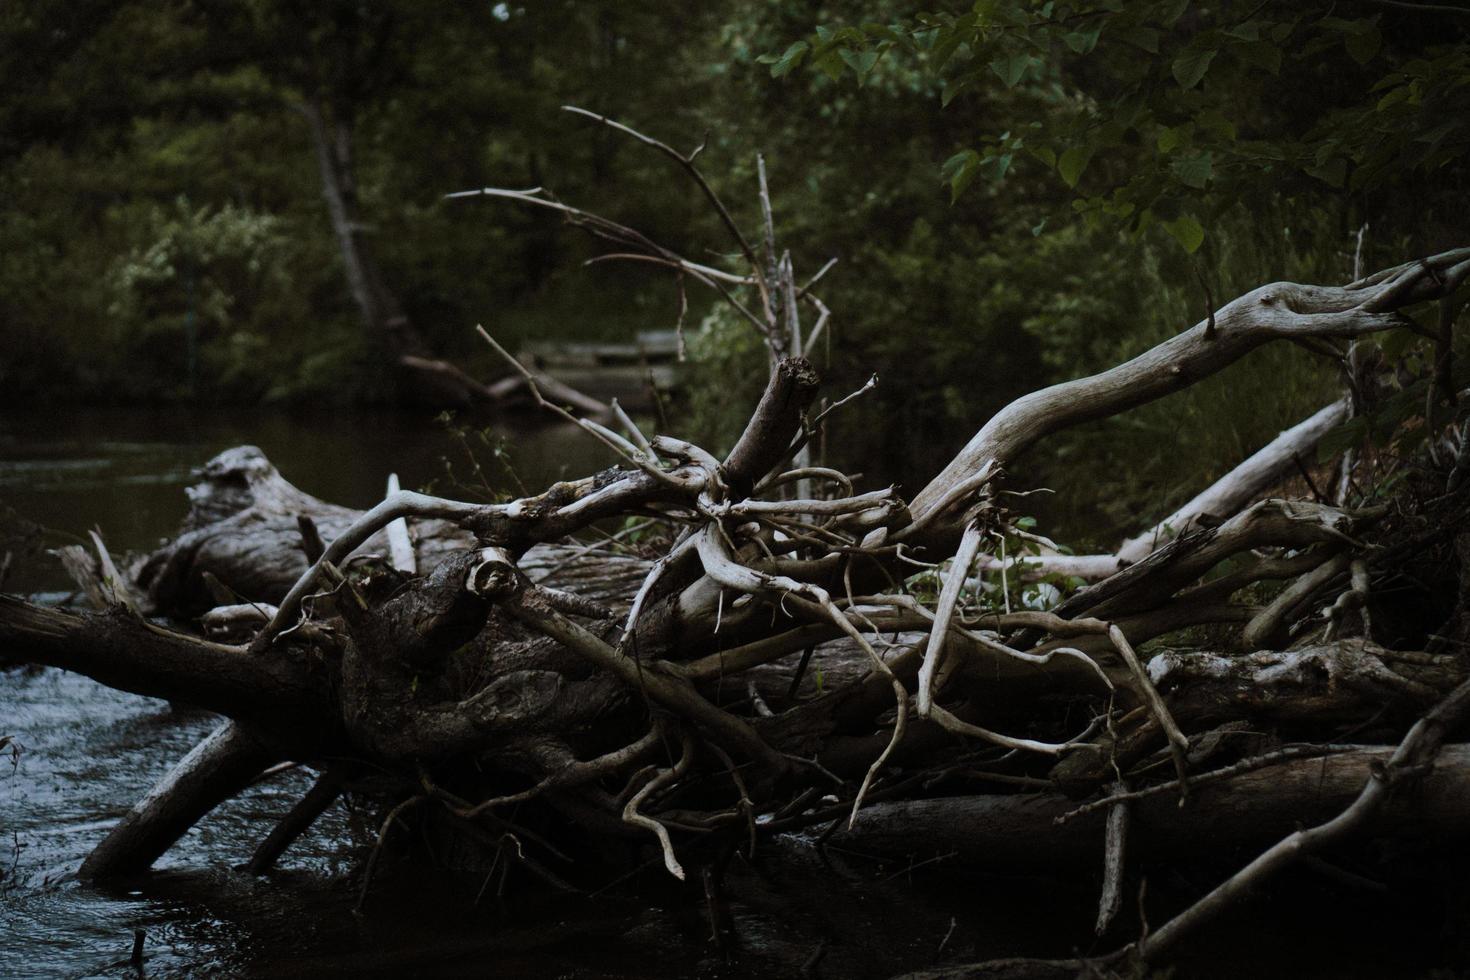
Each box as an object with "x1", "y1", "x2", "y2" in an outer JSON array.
[{"x1": 300, "y1": 97, "x2": 486, "y2": 408}]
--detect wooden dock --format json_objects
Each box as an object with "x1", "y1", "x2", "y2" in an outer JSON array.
[{"x1": 517, "y1": 330, "x2": 679, "y2": 410}]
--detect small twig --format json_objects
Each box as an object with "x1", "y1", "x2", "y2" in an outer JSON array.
[
  {"x1": 563, "y1": 106, "x2": 767, "y2": 299},
  {"x1": 917, "y1": 523, "x2": 985, "y2": 716},
  {"x1": 477, "y1": 326, "x2": 684, "y2": 490},
  {"x1": 1194, "y1": 262, "x2": 1217, "y2": 339},
  {"x1": 296, "y1": 515, "x2": 325, "y2": 564},
  {"x1": 808, "y1": 374, "x2": 877, "y2": 430},
  {"x1": 786, "y1": 645, "x2": 817, "y2": 702},
  {"x1": 356, "y1": 795, "x2": 424, "y2": 913},
  {"x1": 877, "y1": 849, "x2": 959, "y2": 883},
  {"x1": 798, "y1": 257, "x2": 839, "y2": 296},
  {"x1": 1057, "y1": 743, "x2": 1364, "y2": 825},
  {"x1": 611, "y1": 398, "x2": 654, "y2": 454},
  {"x1": 1108, "y1": 625, "x2": 1190, "y2": 791},
  {"x1": 935, "y1": 916, "x2": 958, "y2": 959},
  {"x1": 1292, "y1": 452, "x2": 1327, "y2": 504}
]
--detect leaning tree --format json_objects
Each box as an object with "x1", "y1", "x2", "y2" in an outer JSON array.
[{"x1": 5, "y1": 110, "x2": 1470, "y2": 976}]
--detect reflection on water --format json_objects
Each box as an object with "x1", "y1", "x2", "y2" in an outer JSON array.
[{"x1": 0, "y1": 405, "x2": 613, "y2": 594}]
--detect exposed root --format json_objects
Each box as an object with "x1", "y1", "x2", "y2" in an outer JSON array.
[{"x1": 622, "y1": 730, "x2": 696, "y2": 880}]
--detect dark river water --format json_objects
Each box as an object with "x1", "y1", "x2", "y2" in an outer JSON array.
[
  {"x1": 1, "y1": 406, "x2": 1465, "y2": 978},
  {"x1": 0, "y1": 405, "x2": 613, "y2": 596}
]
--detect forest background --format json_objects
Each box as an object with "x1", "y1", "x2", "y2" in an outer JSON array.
[{"x1": 4, "y1": 0, "x2": 1467, "y2": 548}]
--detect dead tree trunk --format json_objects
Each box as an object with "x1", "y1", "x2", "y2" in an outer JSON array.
[{"x1": 6, "y1": 109, "x2": 1470, "y2": 973}]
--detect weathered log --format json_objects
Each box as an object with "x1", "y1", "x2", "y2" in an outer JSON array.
[
  {"x1": 841, "y1": 743, "x2": 1470, "y2": 869},
  {"x1": 723, "y1": 355, "x2": 821, "y2": 499},
  {"x1": 0, "y1": 595, "x2": 333, "y2": 736},
  {"x1": 79, "y1": 721, "x2": 278, "y2": 880},
  {"x1": 132, "y1": 444, "x2": 650, "y2": 619},
  {"x1": 6, "y1": 232, "x2": 1468, "y2": 975},
  {"x1": 909, "y1": 248, "x2": 1470, "y2": 540},
  {"x1": 1116, "y1": 396, "x2": 1352, "y2": 563},
  {"x1": 134, "y1": 446, "x2": 474, "y2": 614}
]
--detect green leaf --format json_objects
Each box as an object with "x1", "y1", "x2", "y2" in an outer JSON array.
[
  {"x1": 1196, "y1": 108, "x2": 1237, "y2": 142},
  {"x1": 1058, "y1": 145, "x2": 1094, "y2": 188},
  {"x1": 1172, "y1": 47, "x2": 1218, "y2": 90},
  {"x1": 1028, "y1": 144, "x2": 1057, "y2": 168},
  {"x1": 1164, "y1": 215, "x2": 1205, "y2": 253},
  {"x1": 941, "y1": 149, "x2": 981, "y2": 201},
  {"x1": 1319, "y1": 16, "x2": 1375, "y2": 35},
  {"x1": 1223, "y1": 21, "x2": 1261, "y2": 42},
  {"x1": 1345, "y1": 26, "x2": 1381, "y2": 65},
  {"x1": 1171, "y1": 151, "x2": 1213, "y2": 188},
  {"x1": 982, "y1": 152, "x2": 1013, "y2": 183},
  {"x1": 1157, "y1": 126, "x2": 1186, "y2": 154},
  {"x1": 766, "y1": 41, "x2": 808, "y2": 78},
  {"x1": 1415, "y1": 120, "x2": 1460, "y2": 146},
  {"x1": 990, "y1": 53, "x2": 1033, "y2": 88},
  {"x1": 1234, "y1": 40, "x2": 1281, "y2": 75},
  {"x1": 1063, "y1": 24, "x2": 1103, "y2": 55},
  {"x1": 1376, "y1": 86, "x2": 1411, "y2": 112},
  {"x1": 1304, "y1": 156, "x2": 1347, "y2": 187},
  {"x1": 941, "y1": 72, "x2": 975, "y2": 107},
  {"x1": 1116, "y1": 25, "x2": 1160, "y2": 53},
  {"x1": 813, "y1": 49, "x2": 845, "y2": 81},
  {"x1": 862, "y1": 22, "x2": 915, "y2": 51},
  {"x1": 931, "y1": 27, "x2": 967, "y2": 70},
  {"x1": 839, "y1": 48, "x2": 880, "y2": 80}
]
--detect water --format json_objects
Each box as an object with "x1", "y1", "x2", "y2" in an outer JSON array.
[
  {"x1": 0, "y1": 668, "x2": 356, "y2": 978},
  {"x1": 0, "y1": 405, "x2": 613, "y2": 595}
]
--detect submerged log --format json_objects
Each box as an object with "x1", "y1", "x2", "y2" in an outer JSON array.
[{"x1": 79, "y1": 721, "x2": 278, "y2": 880}]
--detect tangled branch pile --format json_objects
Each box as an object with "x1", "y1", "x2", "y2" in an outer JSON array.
[{"x1": 6, "y1": 114, "x2": 1470, "y2": 974}]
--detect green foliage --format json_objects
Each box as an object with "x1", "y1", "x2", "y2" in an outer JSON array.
[
  {"x1": 680, "y1": 305, "x2": 770, "y2": 457},
  {"x1": 1013, "y1": 207, "x2": 1345, "y2": 544},
  {"x1": 777, "y1": 2, "x2": 1469, "y2": 255},
  {"x1": 103, "y1": 197, "x2": 340, "y2": 401},
  {"x1": 425, "y1": 413, "x2": 525, "y2": 503},
  {"x1": 2, "y1": 0, "x2": 1466, "y2": 545},
  {"x1": 0, "y1": 0, "x2": 727, "y2": 405}
]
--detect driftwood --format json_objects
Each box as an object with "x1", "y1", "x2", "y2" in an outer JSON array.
[
  {"x1": 841, "y1": 742, "x2": 1470, "y2": 869},
  {"x1": 6, "y1": 109, "x2": 1470, "y2": 976}
]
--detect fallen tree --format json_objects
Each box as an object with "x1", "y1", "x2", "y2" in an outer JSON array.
[{"x1": 5, "y1": 112, "x2": 1470, "y2": 975}]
